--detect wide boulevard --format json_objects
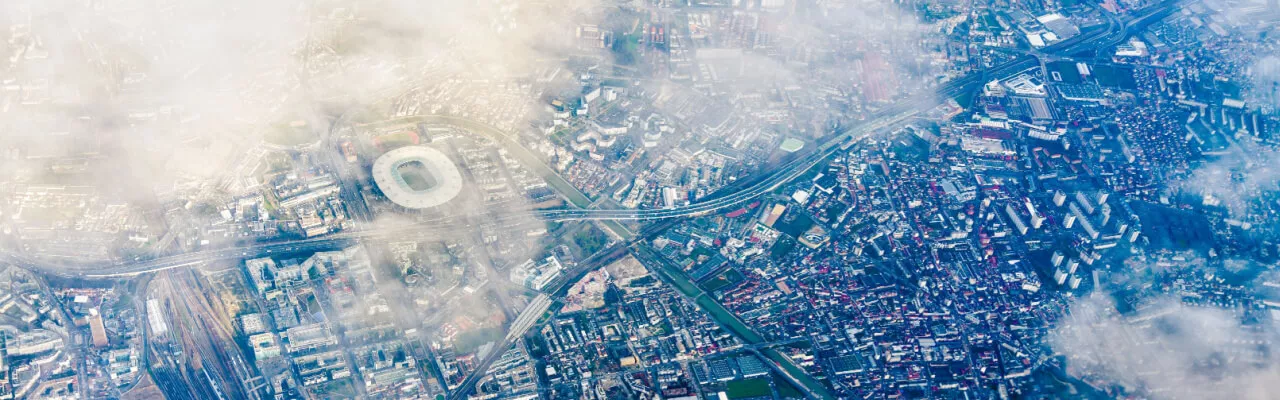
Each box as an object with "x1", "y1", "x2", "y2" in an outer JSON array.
[{"x1": 0, "y1": 0, "x2": 1176, "y2": 283}]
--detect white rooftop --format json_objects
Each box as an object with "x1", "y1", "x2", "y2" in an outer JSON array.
[{"x1": 372, "y1": 145, "x2": 464, "y2": 209}]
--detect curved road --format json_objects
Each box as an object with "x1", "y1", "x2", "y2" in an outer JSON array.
[{"x1": 2, "y1": 0, "x2": 1176, "y2": 281}]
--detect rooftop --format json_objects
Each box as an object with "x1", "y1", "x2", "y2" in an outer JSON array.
[{"x1": 372, "y1": 146, "x2": 464, "y2": 209}]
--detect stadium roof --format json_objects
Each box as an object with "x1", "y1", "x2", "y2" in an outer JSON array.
[{"x1": 371, "y1": 146, "x2": 463, "y2": 209}]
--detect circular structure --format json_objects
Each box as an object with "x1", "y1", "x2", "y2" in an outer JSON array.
[{"x1": 372, "y1": 145, "x2": 464, "y2": 209}]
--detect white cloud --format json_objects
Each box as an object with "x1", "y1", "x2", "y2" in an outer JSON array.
[
  {"x1": 1248, "y1": 54, "x2": 1280, "y2": 108},
  {"x1": 0, "y1": 0, "x2": 597, "y2": 194},
  {"x1": 1176, "y1": 143, "x2": 1280, "y2": 216},
  {"x1": 1053, "y1": 294, "x2": 1280, "y2": 400}
]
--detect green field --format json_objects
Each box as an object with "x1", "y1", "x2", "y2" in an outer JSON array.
[
  {"x1": 265, "y1": 123, "x2": 318, "y2": 146},
  {"x1": 726, "y1": 378, "x2": 772, "y2": 399},
  {"x1": 375, "y1": 130, "x2": 420, "y2": 150},
  {"x1": 573, "y1": 227, "x2": 609, "y2": 255},
  {"x1": 701, "y1": 268, "x2": 745, "y2": 292},
  {"x1": 770, "y1": 237, "x2": 798, "y2": 261},
  {"x1": 774, "y1": 209, "x2": 816, "y2": 238},
  {"x1": 779, "y1": 138, "x2": 806, "y2": 153},
  {"x1": 1092, "y1": 64, "x2": 1137, "y2": 89}
]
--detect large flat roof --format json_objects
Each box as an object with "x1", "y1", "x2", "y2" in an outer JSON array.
[{"x1": 371, "y1": 146, "x2": 463, "y2": 209}]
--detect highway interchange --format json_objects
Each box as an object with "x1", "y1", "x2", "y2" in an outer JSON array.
[
  {"x1": 2, "y1": 1, "x2": 1175, "y2": 279},
  {"x1": 0, "y1": 2, "x2": 1180, "y2": 398},
  {"x1": 435, "y1": 3, "x2": 1182, "y2": 398},
  {"x1": 423, "y1": 3, "x2": 1184, "y2": 399}
]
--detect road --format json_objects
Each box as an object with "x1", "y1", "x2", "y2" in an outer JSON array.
[
  {"x1": 358, "y1": 114, "x2": 636, "y2": 238},
  {"x1": 3, "y1": 3, "x2": 1180, "y2": 398},
  {"x1": 632, "y1": 244, "x2": 839, "y2": 399},
  {"x1": 0, "y1": 0, "x2": 1178, "y2": 280},
  {"x1": 0, "y1": 88, "x2": 914, "y2": 278},
  {"x1": 440, "y1": 230, "x2": 648, "y2": 400},
  {"x1": 442, "y1": 295, "x2": 552, "y2": 400}
]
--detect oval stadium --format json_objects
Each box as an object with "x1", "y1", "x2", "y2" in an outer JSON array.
[{"x1": 371, "y1": 145, "x2": 464, "y2": 209}]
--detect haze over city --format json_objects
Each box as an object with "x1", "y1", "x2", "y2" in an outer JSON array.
[{"x1": 0, "y1": 0, "x2": 1278, "y2": 399}]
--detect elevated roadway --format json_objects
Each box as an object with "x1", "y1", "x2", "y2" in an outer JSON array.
[
  {"x1": 3, "y1": 0, "x2": 1177, "y2": 284},
  {"x1": 0, "y1": 5, "x2": 1184, "y2": 400},
  {"x1": 437, "y1": 3, "x2": 1181, "y2": 400}
]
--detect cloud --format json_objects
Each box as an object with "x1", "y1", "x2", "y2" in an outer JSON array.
[
  {"x1": 1052, "y1": 294, "x2": 1280, "y2": 400},
  {"x1": 0, "y1": 0, "x2": 949, "y2": 265},
  {"x1": 1, "y1": 1, "x2": 308, "y2": 185},
  {"x1": 1175, "y1": 142, "x2": 1280, "y2": 216},
  {"x1": 0, "y1": 0, "x2": 598, "y2": 195},
  {"x1": 0, "y1": 0, "x2": 604, "y2": 262},
  {"x1": 0, "y1": 0, "x2": 945, "y2": 195},
  {"x1": 777, "y1": 0, "x2": 941, "y2": 84},
  {"x1": 615, "y1": 0, "x2": 947, "y2": 152},
  {"x1": 1248, "y1": 54, "x2": 1280, "y2": 109}
]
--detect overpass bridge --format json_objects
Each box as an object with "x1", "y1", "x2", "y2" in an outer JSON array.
[{"x1": 2, "y1": 0, "x2": 1178, "y2": 283}]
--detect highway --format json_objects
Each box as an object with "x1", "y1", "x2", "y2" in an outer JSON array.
[
  {"x1": 0, "y1": 0, "x2": 1178, "y2": 281},
  {"x1": 441, "y1": 294, "x2": 552, "y2": 400},
  {"x1": 517, "y1": 0, "x2": 1177, "y2": 224},
  {"x1": 0, "y1": 3, "x2": 1184, "y2": 400}
]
